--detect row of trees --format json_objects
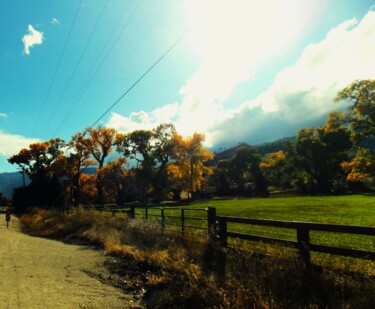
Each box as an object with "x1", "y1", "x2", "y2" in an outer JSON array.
[
  {"x1": 7, "y1": 80, "x2": 375, "y2": 209},
  {"x1": 8, "y1": 124, "x2": 213, "y2": 210},
  {"x1": 201, "y1": 79, "x2": 374, "y2": 197}
]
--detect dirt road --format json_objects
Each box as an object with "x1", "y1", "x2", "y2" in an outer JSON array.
[{"x1": 0, "y1": 214, "x2": 134, "y2": 309}]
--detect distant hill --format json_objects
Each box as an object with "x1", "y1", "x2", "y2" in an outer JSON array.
[
  {"x1": 209, "y1": 136, "x2": 295, "y2": 165},
  {"x1": 255, "y1": 136, "x2": 295, "y2": 155},
  {"x1": 209, "y1": 134, "x2": 375, "y2": 165},
  {"x1": 0, "y1": 172, "x2": 29, "y2": 198},
  {"x1": 0, "y1": 167, "x2": 97, "y2": 199}
]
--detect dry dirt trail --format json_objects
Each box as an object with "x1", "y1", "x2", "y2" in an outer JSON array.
[{"x1": 0, "y1": 214, "x2": 135, "y2": 309}]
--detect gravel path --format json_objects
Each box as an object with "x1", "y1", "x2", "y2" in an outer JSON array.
[{"x1": 0, "y1": 214, "x2": 134, "y2": 309}]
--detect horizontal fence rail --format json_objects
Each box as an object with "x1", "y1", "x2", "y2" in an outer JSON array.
[
  {"x1": 216, "y1": 216, "x2": 375, "y2": 264},
  {"x1": 96, "y1": 205, "x2": 213, "y2": 239},
  {"x1": 88, "y1": 204, "x2": 375, "y2": 265}
]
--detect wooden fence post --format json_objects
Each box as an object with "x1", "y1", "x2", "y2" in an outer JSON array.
[
  {"x1": 128, "y1": 205, "x2": 135, "y2": 219},
  {"x1": 207, "y1": 206, "x2": 216, "y2": 241},
  {"x1": 297, "y1": 225, "x2": 311, "y2": 266},
  {"x1": 216, "y1": 217, "x2": 227, "y2": 281},
  {"x1": 161, "y1": 208, "x2": 165, "y2": 230},
  {"x1": 217, "y1": 218, "x2": 228, "y2": 248},
  {"x1": 181, "y1": 209, "x2": 185, "y2": 238}
]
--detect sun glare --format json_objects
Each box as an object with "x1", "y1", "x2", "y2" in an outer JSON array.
[{"x1": 185, "y1": 0, "x2": 326, "y2": 67}]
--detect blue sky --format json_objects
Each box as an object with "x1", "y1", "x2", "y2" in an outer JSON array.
[{"x1": 1, "y1": 0, "x2": 375, "y2": 173}]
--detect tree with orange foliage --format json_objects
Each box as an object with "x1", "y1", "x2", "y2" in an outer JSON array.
[
  {"x1": 341, "y1": 148, "x2": 375, "y2": 185},
  {"x1": 78, "y1": 173, "x2": 97, "y2": 205},
  {"x1": 64, "y1": 132, "x2": 96, "y2": 206},
  {"x1": 78, "y1": 126, "x2": 117, "y2": 204},
  {"x1": 8, "y1": 138, "x2": 65, "y2": 180},
  {"x1": 98, "y1": 158, "x2": 128, "y2": 204},
  {"x1": 168, "y1": 133, "x2": 214, "y2": 199}
]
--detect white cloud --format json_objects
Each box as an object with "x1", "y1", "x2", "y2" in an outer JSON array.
[
  {"x1": 0, "y1": 131, "x2": 40, "y2": 157},
  {"x1": 258, "y1": 12, "x2": 375, "y2": 119},
  {"x1": 175, "y1": 0, "x2": 325, "y2": 137},
  {"x1": 107, "y1": 103, "x2": 179, "y2": 133},
  {"x1": 0, "y1": 113, "x2": 8, "y2": 118},
  {"x1": 209, "y1": 9, "x2": 375, "y2": 145},
  {"x1": 22, "y1": 25, "x2": 44, "y2": 55},
  {"x1": 106, "y1": 8, "x2": 375, "y2": 148},
  {"x1": 51, "y1": 18, "x2": 60, "y2": 25}
]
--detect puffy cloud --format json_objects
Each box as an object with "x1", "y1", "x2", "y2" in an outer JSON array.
[
  {"x1": 205, "y1": 9, "x2": 375, "y2": 146},
  {"x1": 107, "y1": 103, "x2": 179, "y2": 132},
  {"x1": 177, "y1": 0, "x2": 325, "y2": 138},
  {"x1": 22, "y1": 25, "x2": 44, "y2": 55},
  {"x1": 0, "y1": 131, "x2": 40, "y2": 157},
  {"x1": 206, "y1": 9, "x2": 375, "y2": 146},
  {"x1": 258, "y1": 11, "x2": 375, "y2": 119}
]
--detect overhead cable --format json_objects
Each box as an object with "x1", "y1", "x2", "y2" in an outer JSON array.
[
  {"x1": 54, "y1": 0, "x2": 143, "y2": 136},
  {"x1": 31, "y1": 0, "x2": 83, "y2": 137},
  {"x1": 89, "y1": 31, "x2": 188, "y2": 129},
  {"x1": 44, "y1": 0, "x2": 109, "y2": 134}
]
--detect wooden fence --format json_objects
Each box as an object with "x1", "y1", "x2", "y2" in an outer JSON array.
[
  {"x1": 94, "y1": 205, "x2": 375, "y2": 265},
  {"x1": 95, "y1": 205, "x2": 212, "y2": 238},
  {"x1": 215, "y1": 216, "x2": 375, "y2": 265}
]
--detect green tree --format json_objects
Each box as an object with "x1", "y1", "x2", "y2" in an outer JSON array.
[
  {"x1": 116, "y1": 129, "x2": 155, "y2": 203},
  {"x1": 152, "y1": 123, "x2": 177, "y2": 201},
  {"x1": 334, "y1": 79, "x2": 375, "y2": 144},
  {"x1": 214, "y1": 146, "x2": 268, "y2": 197},
  {"x1": 116, "y1": 123, "x2": 178, "y2": 202},
  {"x1": 293, "y1": 118, "x2": 352, "y2": 194},
  {"x1": 334, "y1": 80, "x2": 375, "y2": 190}
]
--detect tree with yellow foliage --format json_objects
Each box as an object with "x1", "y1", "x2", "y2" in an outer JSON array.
[
  {"x1": 260, "y1": 150, "x2": 287, "y2": 190},
  {"x1": 78, "y1": 126, "x2": 117, "y2": 204},
  {"x1": 335, "y1": 80, "x2": 375, "y2": 187},
  {"x1": 168, "y1": 133, "x2": 214, "y2": 199},
  {"x1": 341, "y1": 148, "x2": 375, "y2": 185},
  {"x1": 98, "y1": 158, "x2": 128, "y2": 204}
]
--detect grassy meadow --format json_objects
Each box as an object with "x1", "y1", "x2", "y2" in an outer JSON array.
[
  {"x1": 187, "y1": 194, "x2": 375, "y2": 225},
  {"x1": 133, "y1": 194, "x2": 375, "y2": 269},
  {"x1": 20, "y1": 199, "x2": 375, "y2": 308}
]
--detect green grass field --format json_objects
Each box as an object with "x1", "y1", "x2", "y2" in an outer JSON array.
[
  {"x1": 129, "y1": 194, "x2": 375, "y2": 270},
  {"x1": 192, "y1": 194, "x2": 375, "y2": 226}
]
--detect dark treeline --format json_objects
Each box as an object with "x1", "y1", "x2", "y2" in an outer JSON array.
[{"x1": 7, "y1": 80, "x2": 375, "y2": 211}]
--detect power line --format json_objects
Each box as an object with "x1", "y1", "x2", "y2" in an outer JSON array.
[
  {"x1": 44, "y1": 0, "x2": 109, "y2": 134},
  {"x1": 54, "y1": 0, "x2": 143, "y2": 137},
  {"x1": 31, "y1": 0, "x2": 83, "y2": 137},
  {"x1": 89, "y1": 31, "x2": 188, "y2": 129}
]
